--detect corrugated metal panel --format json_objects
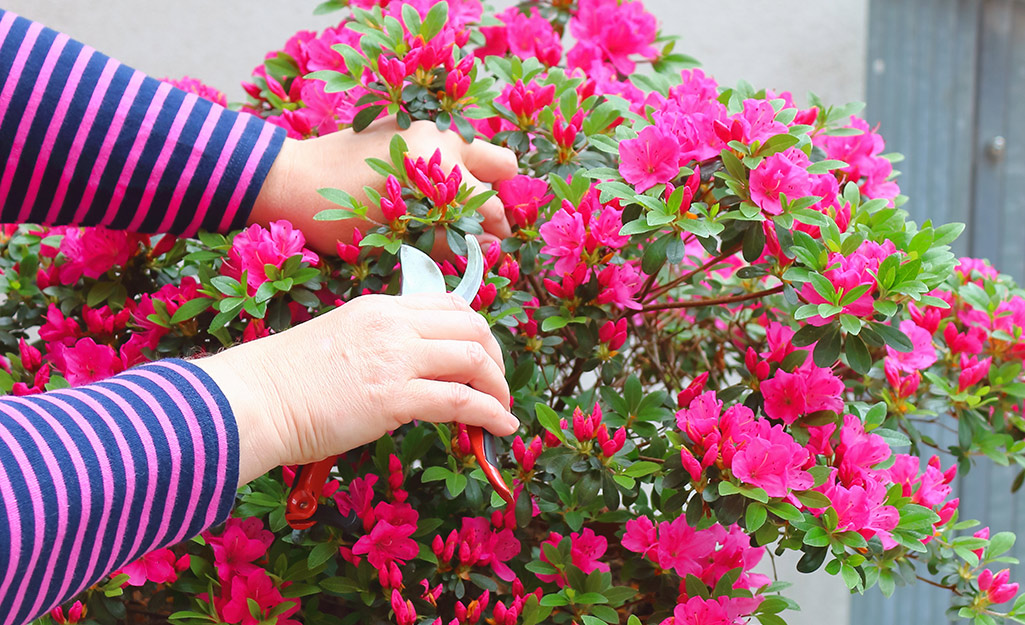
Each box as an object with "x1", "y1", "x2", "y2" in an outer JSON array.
[
  {"x1": 855, "y1": 3, "x2": 1025, "y2": 624},
  {"x1": 863, "y1": 0, "x2": 978, "y2": 257}
]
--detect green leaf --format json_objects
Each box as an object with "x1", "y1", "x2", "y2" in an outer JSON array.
[
  {"x1": 308, "y1": 541, "x2": 337, "y2": 569},
  {"x1": 794, "y1": 490, "x2": 831, "y2": 508},
  {"x1": 422, "y1": 466, "x2": 450, "y2": 482},
  {"x1": 420, "y1": 1, "x2": 449, "y2": 39},
  {"x1": 845, "y1": 334, "x2": 872, "y2": 375},
  {"x1": 746, "y1": 502, "x2": 768, "y2": 532},
  {"x1": 535, "y1": 403, "x2": 566, "y2": 444},
  {"x1": 873, "y1": 323, "x2": 914, "y2": 352},
  {"x1": 169, "y1": 297, "x2": 213, "y2": 324},
  {"x1": 623, "y1": 461, "x2": 661, "y2": 478},
  {"x1": 353, "y1": 105, "x2": 385, "y2": 132}
]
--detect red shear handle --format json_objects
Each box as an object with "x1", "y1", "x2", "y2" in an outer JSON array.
[
  {"x1": 286, "y1": 455, "x2": 339, "y2": 530},
  {"x1": 468, "y1": 425, "x2": 514, "y2": 505}
]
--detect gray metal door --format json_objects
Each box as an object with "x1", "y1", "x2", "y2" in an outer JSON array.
[{"x1": 853, "y1": 1, "x2": 1025, "y2": 623}]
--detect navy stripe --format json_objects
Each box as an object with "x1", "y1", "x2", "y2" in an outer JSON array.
[
  {"x1": 57, "y1": 62, "x2": 135, "y2": 225},
  {"x1": 35, "y1": 45, "x2": 102, "y2": 218},
  {"x1": 139, "y1": 97, "x2": 212, "y2": 232},
  {"x1": 110, "y1": 80, "x2": 185, "y2": 229},
  {"x1": 86, "y1": 73, "x2": 159, "y2": 224},
  {"x1": 5, "y1": 36, "x2": 79, "y2": 212},
  {"x1": 204, "y1": 113, "x2": 263, "y2": 232},
  {"x1": 171, "y1": 109, "x2": 235, "y2": 234},
  {"x1": 235, "y1": 125, "x2": 287, "y2": 231},
  {"x1": 0, "y1": 16, "x2": 36, "y2": 214}
]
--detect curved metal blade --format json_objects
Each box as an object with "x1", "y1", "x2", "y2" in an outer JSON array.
[
  {"x1": 452, "y1": 234, "x2": 484, "y2": 303},
  {"x1": 399, "y1": 244, "x2": 446, "y2": 295}
]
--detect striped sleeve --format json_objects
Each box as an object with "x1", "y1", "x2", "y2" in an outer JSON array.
[
  {"x1": 0, "y1": 359, "x2": 240, "y2": 625},
  {"x1": 0, "y1": 9, "x2": 286, "y2": 236}
]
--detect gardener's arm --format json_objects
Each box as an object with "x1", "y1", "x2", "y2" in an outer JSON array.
[
  {"x1": 0, "y1": 9, "x2": 517, "y2": 253},
  {"x1": 0, "y1": 293, "x2": 516, "y2": 625}
]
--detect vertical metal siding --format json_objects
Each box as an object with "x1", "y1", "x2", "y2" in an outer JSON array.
[{"x1": 854, "y1": 2, "x2": 1025, "y2": 624}]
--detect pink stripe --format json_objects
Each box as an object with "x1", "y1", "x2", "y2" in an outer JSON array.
[
  {"x1": 0, "y1": 20, "x2": 44, "y2": 222},
  {"x1": 49, "y1": 57, "x2": 118, "y2": 220},
  {"x1": 155, "y1": 104, "x2": 219, "y2": 234},
  {"x1": 125, "y1": 92, "x2": 198, "y2": 232},
  {"x1": 34, "y1": 391, "x2": 122, "y2": 607},
  {"x1": 182, "y1": 113, "x2": 248, "y2": 236},
  {"x1": 158, "y1": 361, "x2": 234, "y2": 527},
  {"x1": 0, "y1": 403, "x2": 67, "y2": 620},
  {"x1": 104, "y1": 378, "x2": 184, "y2": 550},
  {"x1": 3, "y1": 32, "x2": 70, "y2": 222},
  {"x1": 88, "y1": 384, "x2": 161, "y2": 572},
  {"x1": 97, "y1": 81, "x2": 173, "y2": 228},
  {"x1": 23, "y1": 46, "x2": 94, "y2": 222},
  {"x1": 216, "y1": 120, "x2": 276, "y2": 233},
  {"x1": 0, "y1": 425, "x2": 25, "y2": 625},
  {"x1": 5, "y1": 396, "x2": 96, "y2": 619},
  {"x1": 0, "y1": 19, "x2": 41, "y2": 119},
  {"x1": 129, "y1": 368, "x2": 214, "y2": 543},
  {"x1": 70, "y1": 69, "x2": 146, "y2": 225}
]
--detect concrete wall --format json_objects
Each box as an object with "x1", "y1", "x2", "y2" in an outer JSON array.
[{"x1": 1, "y1": 2, "x2": 866, "y2": 624}]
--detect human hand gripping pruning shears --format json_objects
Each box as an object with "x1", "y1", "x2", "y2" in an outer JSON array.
[{"x1": 285, "y1": 234, "x2": 514, "y2": 533}]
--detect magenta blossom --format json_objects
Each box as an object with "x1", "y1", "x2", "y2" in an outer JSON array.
[
  {"x1": 352, "y1": 520, "x2": 419, "y2": 569},
  {"x1": 886, "y1": 319, "x2": 937, "y2": 372},
  {"x1": 730, "y1": 420, "x2": 813, "y2": 498},
  {"x1": 569, "y1": 0, "x2": 659, "y2": 75},
  {"x1": 618, "y1": 125, "x2": 681, "y2": 192},
  {"x1": 221, "y1": 220, "x2": 319, "y2": 295},
  {"x1": 115, "y1": 548, "x2": 188, "y2": 587},
  {"x1": 749, "y1": 147, "x2": 817, "y2": 215}
]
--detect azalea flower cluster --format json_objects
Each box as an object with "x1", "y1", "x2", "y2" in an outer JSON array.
[{"x1": 18, "y1": 1, "x2": 1025, "y2": 625}]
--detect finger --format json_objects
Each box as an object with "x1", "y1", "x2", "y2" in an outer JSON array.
[
  {"x1": 394, "y1": 292, "x2": 473, "y2": 312},
  {"x1": 414, "y1": 339, "x2": 509, "y2": 399},
  {"x1": 412, "y1": 311, "x2": 505, "y2": 372},
  {"x1": 478, "y1": 194, "x2": 514, "y2": 239},
  {"x1": 457, "y1": 169, "x2": 514, "y2": 240},
  {"x1": 461, "y1": 139, "x2": 518, "y2": 183},
  {"x1": 401, "y1": 379, "x2": 519, "y2": 436}
]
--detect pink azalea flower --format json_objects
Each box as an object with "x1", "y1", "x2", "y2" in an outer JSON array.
[
  {"x1": 621, "y1": 516, "x2": 658, "y2": 560},
  {"x1": 730, "y1": 421, "x2": 813, "y2": 498},
  {"x1": 539, "y1": 207, "x2": 586, "y2": 276},
  {"x1": 814, "y1": 116, "x2": 899, "y2": 204},
  {"x1": 979, "y1": 569, "x2": 1019, "y2": 605},
  {"x1": 595, "y1": 262, "x2": 643, "y2": 310},
  {"x1": 59, "y1": 337, "x2": 124, "y2": 386},
  {"x1": 538, "y1": 529, "x2": 609, "y2": 586},
  {"x1": 497, "y1": 175, "x2": 552, "y2": 228},
  {"x1": 760, "y1": 369, "x2": 807, "y2": 424},
  {"x1": 570, "y1": 0, "x2": 659, "y2": 75},
  {"x1": 886, "y1": 319, "x2": 937, "y2": 372},
  {"x1": 734, "y1": 99, "x2": 789, "y2": 145},
  {"x1": 502, "y1": 7, "x2": 562, "y2": 66},
  {"x1": 958, "y1": 354, "x2": 992, "y2": 391},
  {"x1": 834, "y1": 414, "x2": 891, "y2": 486},
  {"x1": 115, "y1": 548, "x2": 187, "y2": 586},
  {"x1": 352, "y1": 520, "x2": 419, "y2": 569},
  {"x1": 221, "y1": 220, "x2": 319, "y2": 295},
  {"x1": 662, "y1": 595, "x2": 755, "y2": 625},
  {"x1": 820, "y1": 472, "x2": 898, "y2": 549},
  {"x1": 801, "y1": 363, "x2": 846, "y2": 415},
  {"x1": 162, "y1": 76, "x2": 228, "y2": 106},
  {"x1": 207, "y1": 517, "x2": 274, "y2": 582},
  {"x1": 618, "y1": 125, "x2": 681, "y2": 192},
  {"x1": 654, "y1": 516, "x2": 717, "y2": 577},
  {"x1": 749, "y1": 147, "x2": 816, "y2": 215},
  {"x1": 217, "y1": 569, "x2": 300, "y2": 625}
]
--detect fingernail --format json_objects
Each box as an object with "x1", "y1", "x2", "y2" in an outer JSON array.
[{"x1": 506, "y1": 412, "x2": 520, "y2": 432}]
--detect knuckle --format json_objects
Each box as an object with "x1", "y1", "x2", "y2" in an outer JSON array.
[
  {"x1": 448, "y1": 383, "x2": 473, "y2": 411},
  {"x1": 465, "y1": 342, "x2": 489, "y2": 369}
]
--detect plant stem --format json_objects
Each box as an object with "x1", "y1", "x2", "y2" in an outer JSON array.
[
  {"x1": 644, "y1": 243, "x2": 743, "y2": 303},
  {"x1": 636, "y1": 284, "x2": 785, "y2": 314}
]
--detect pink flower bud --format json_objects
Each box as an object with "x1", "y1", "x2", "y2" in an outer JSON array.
[
  {"x1": 677, "y1": 372, "x2": 710, "y2": 408},
  {"x1": 18, "y1": 338, "x2": 40, "y2": 372}
]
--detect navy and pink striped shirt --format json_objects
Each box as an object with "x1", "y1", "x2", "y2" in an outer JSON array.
[{"x1": 0, "y1": 8, "x2": 285, "y2": 624}]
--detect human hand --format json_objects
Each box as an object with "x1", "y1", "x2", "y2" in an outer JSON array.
[
  {"x1": 191, "y1": 293, "x2": 517, "y2": 485},
  {"x1": 250, "y1": 119, "x2": 518, "y2": 258}
]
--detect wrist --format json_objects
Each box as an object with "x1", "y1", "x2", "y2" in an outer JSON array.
[
  {"x1": 250, "y1": 136, "x2": 302, "y2": 228},
  {"x1": 190, "y1": 343, "x2": 288, "y2": 485}
]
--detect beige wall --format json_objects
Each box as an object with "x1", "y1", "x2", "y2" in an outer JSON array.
[{"x1": 2, "y1": 2, "x2": 864, "y2": 624}]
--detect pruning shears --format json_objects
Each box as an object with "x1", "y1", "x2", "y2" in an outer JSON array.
[{"x1": 285, "y1": 234, "x2": 513, "y2": 533}]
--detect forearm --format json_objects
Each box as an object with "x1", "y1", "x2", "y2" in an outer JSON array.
[
  {"x1": 0, "y1": 9, "x2": 285, "y2": 236},
  {"x1": 0, "y1": 360, "x2": 239, "y2": 625}
]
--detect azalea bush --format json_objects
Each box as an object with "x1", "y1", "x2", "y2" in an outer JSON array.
[{"x1": 18, "y1": 1, "x2": 1025, "y2": 624}]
